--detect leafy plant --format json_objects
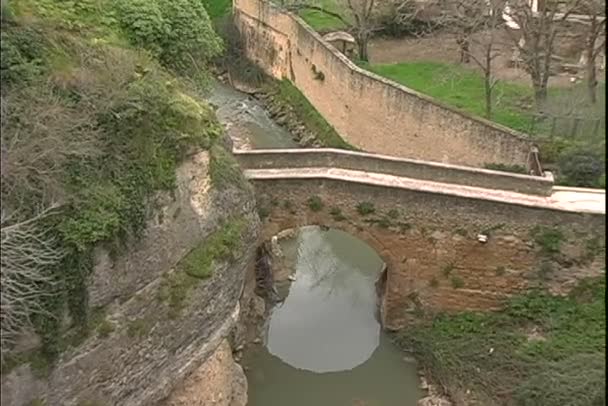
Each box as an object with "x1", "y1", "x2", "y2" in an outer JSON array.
[
  {"x1": 307, "y1": 195, "x2": 324, "y2": 211},
  {"x1": 356, "y1": 201, "x2": 375, "y2": 216},
  {"x1": 114, "y1": 0, "x2": 222, "y2": 82},
  {"x1": 532, "y1": 226, "x2": 565, "y2": 255}
]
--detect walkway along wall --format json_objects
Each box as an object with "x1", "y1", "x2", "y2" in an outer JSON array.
[
  {"x1": 233, "y1": 0, "x2": 538, "y2": 170},
  {"x1": 234, "y1": 148, "x2": 555, "y2": 196}
]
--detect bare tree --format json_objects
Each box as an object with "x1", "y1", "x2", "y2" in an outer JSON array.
[
  {"x1": 439, "y1": 0, "x2": 506, "y2": 117},
  {"x1": 343, "y1": 0, "x2": 376, "y2": 61},
  {"x1": 578, "y1": 0, "x2": 606, "y2": 103},
  {"x1": 0, "y1": 206, "x2": 64, "y2": 362},
  {"x1": 503, "y1": 0, "x2": 583, "y2": 108}
]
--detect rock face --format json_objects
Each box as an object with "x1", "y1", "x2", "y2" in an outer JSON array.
[
  {"x1": 161, "y1": 340, "x2": 248, "y2": 406},
  {"x1": 0, "y1": 149, "x2": 260, "y2": 406}
]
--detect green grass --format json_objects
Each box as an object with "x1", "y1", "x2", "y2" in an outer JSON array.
[
  {"x1": 295, "y1": 0, "x2": 349, "y2": 32},
  {"x1": 269, "y1": 80, "x2": 356, "y2": 149},
  {"x1": 179, "y1": 219, "x2": 245, "y2": 279},
  {"x1": 367, "y1": 62, "x2": 536, "y2": 132},
  {"x1": 394, "y1": 275, "x2": 606, "y2": 406},
  {"x1": 366, "y1": 61, "x2": 606, "y2": 186}
]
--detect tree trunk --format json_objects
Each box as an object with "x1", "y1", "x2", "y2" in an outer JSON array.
[
  {"x1": 531, "y1": 70, "x2": 547, "y2": 109},
  {"x1": 358, "y1": 34, "x2": 369, "y2": 61},
  {"x1": 585, "y1": 56, "x2": 598, "y2": 104},
  {"x1": 484, "y1": 74, "x2": 492, "y2": 118},
  {"x1": 457, "y1": 35, "x2": 470, "y2": 64}
]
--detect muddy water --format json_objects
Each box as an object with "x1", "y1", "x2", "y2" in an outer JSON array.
[
  {"x1": 210, "y1": 81, "x2": 421, "y2": 405},
  {"x1": 243, "y1": 227, "x2": 421, "y2": 406}
]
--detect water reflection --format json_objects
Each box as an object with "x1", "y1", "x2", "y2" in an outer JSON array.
[
  {"x1": 244, "y1": 226, "x2": 421, "y2": 405},
  {"x1": 267, "y1": 227, "x2": 382, "y2": 373}
]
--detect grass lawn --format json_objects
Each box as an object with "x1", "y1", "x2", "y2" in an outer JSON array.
[
  {"x1": 367, "y1": 62, "x2": 537, "y2": 132},
  {"x1": 366, "y1": 61, "x2": 605, "y2": 137},
  {"x1": 366, "y1": 61, "x2": 606, "y2": 186},
  {"x1": 295, "y1": 0, "x2": 350, "y2": 32},
  {"x1": 394, "y1": 276, "x2": 606, "y2": 406}
]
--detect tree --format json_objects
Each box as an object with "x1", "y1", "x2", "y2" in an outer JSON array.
[
  {"x1": 578, "y1": 0, "x2": 606, "y2": 103},
  {"x1": 0, "y1": 206, "x2": 64, "y2": 363},
  {"x1": 440, "y1": 0, "x2": 506, "y2": 118},
  {"x1": 344, "y1": 0, "x2": 375, "y2": 61},
  {"x1": 286, "y1": 0, "x2": 421, "y2": 62},
  {"x1": 503, "y1": 0, "x2": 583, "y2": 108}
]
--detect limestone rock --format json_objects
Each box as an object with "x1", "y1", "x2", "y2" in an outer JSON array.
[{"x1": 162, "y1": 340, "x2": 248, "y2": 406}]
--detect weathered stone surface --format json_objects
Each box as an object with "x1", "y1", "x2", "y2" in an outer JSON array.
[
  {"x1": 251, "y1": 177, "x2": 605, "y2": 330},
  {"x1": 161, "y1": 340, "x2": 248, "y2": 406},
  {"x1": 0, "y1": 149, "x2": 261, "y2": 406}
]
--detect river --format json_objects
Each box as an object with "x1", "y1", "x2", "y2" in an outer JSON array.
[{"x1": 209, "y1": 80, "x2": 421, "y2": 406}]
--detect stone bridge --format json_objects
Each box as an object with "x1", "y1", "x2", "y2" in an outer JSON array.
[{"x1": 234, "y1": 148, "x2": 605, "y2": 330}]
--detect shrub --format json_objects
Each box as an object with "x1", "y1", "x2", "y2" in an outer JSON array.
[
  {"x1": 114, "y1": 0, "x2": 222, "y2": 81},
  {"x1": 531, "y1": 226, "x2": 564, "y2": 255},
  {"x1": 483, "y1": 163, "x2": 528, "y2": 174},
  {"x1": 329, "y1": 207, "x2": 346, "y2": 221},
  {"x1": 557, "y1": 147, "x2": 604, "y2": 187},
  {"x1": 356, "y1": 201, "x2": 375, "y2": 216},
  {"x1": 179, "y1": 219, "x2": 244, "y2": 279},
  {"x1": 307, "y1": 195, "x2": 323, "y2": 211}
]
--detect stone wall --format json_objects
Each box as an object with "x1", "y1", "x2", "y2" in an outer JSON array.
[
  {"x1": 0, "y1": 151, "x2": 260, "y2": 406},
  {"x1": 234, "y1": 148, "x2": 554, "y2": 195},
  {"x1": 253, "y1": 177, "x2": 605, "y2": 330},
  {"x1": 234, "y1": 0, "x2": 537, "y2": 169}
]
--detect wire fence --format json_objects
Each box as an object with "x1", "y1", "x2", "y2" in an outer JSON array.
[{"x1": 528, "y1": 114, "x2": 605, "y2": 140}]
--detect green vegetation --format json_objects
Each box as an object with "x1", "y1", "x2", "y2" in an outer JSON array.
[
  {"x1": 495, "y1": 266, "x2": 506, "y2": 276},
  {"x1": 158, "y1": 271, "x2": 198, "y2": 319},
  {"x1": 1, "y1": 0, "x2": 240, "y2": 366},
  {"x1": 269, "y1": 80, "x2": 356, "y2": 149},
  {"x1": 96, "y1": 320, "x2": 115, "y2": 339},
  {"x1": 202, "y1": 0, "x2": 233, "y2": 20},
  {"x1": 483, "y1": 163, "x2": 528, "y2": 174},
  {"x1": 209, "y1": 143, "x2": 247, "y2": 190},
  {"x1": 179, "y1": 219, "x2": 245, "y2": 279},
  {"x1": 307, "y1": 195, "x2": 324, "y2": 211},
  {"x1": 531, "y1": 226, "x2": 565, "y2": 256},
  {"x1": 366, "y1": 62, "x2": 606, "y2": 187},
  {"x1": 429, "y1": 277, "x2": 439, "y2": 288},
  {"x1": 356, "y1": 202, "x2": 376, "y2": 216},
  {"x1": 394, "y1": 276, "x2": 606, "y2": 406},
  {"x1": 450, "y1": 275, "x2": 464, "y2": 289},
  {"x1": 295, "y1": 0, "x2": 349, "y2": 32},
  {"x1": 387, "y1": 209, "x2": 400, "y2": 219},
  {"x1": 158, "y1": 219, "x2": 245, "y2": 318},
  {"x1": 329, "y1": 207, "x2": 346, "y2": 221},
  {"x1": 441, "y1": 263, "x2": 455, "y2": 277},
  {"x1": 126, "y1": 318, "x2": 153, "y2": 338}
]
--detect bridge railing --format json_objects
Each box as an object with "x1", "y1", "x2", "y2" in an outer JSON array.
[{"x1": 234, "y1": 148, "x2": 555, "y2": 196}]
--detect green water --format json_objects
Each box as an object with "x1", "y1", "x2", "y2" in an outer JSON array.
[
  {"x1": 243, "y1": 227, "x2": 421, "y2": 406},
  {"x1": 209, "y1": 81, "x2": 421, "y2": 406}
]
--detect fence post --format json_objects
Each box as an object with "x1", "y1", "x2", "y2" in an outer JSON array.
[{"x1": 571, "y1": 118, "x2": 580, "y2": 139}]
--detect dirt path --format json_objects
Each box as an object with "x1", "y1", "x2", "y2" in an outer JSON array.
[{"x1": 368, "y1": 33, "x2": 576, "y2": 88}]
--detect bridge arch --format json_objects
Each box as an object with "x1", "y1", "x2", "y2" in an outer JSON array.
[
  {"x1": 242, "y1": 149, "x2": 605, "y2": 330},
  {"x1": 261, "y1": 217, "x2": 403, "y2": 328}
]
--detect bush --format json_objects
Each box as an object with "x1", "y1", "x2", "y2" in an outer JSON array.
[
  {"x1": 557, "y1": 148, "x2": 604, "y2": 187},
  {"x1": 114, "y1": 0, "x2": 222, "y2": 81},
  {"x1": 0, "y1": 23, "x2": 48, "y2": 87}
]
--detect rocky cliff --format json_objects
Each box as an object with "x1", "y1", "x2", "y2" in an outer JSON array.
[{"x1": 1, "y1": 147, "x2": 260, "y2": 406}]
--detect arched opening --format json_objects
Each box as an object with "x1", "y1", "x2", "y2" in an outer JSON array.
[{"x1": 246, "y1": 225, "x2": 421, "y2": 405}]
